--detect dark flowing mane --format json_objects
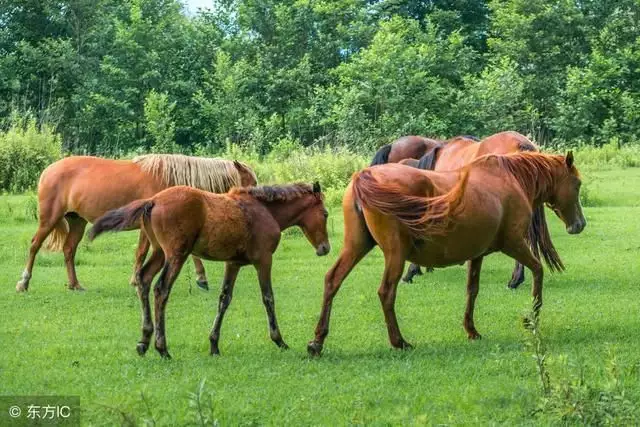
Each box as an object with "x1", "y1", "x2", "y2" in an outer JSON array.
[{"x1": 230, "y1": 183, "x2": 322, "y2": 202}]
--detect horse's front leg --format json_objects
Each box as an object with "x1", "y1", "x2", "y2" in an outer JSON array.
[
  {"x1": 463, "y1": 257, "x2": 484, "y2": 339},
  {"x1": 209, "y1": 262, "x2": 240, "y2": 355},
  {"x1": 254, "y1": 256, "x2": 288, "y2": 350},
  {"x1": 378, "y1": 252, "x2": 412, "y2": 350},
  {"x1": 503, "y1": 241, "x2": 544, "y2": 317}
]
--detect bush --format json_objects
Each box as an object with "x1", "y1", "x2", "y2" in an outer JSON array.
[{"x1": 0, "y1": 119, "x2": 63, "y2": 193}]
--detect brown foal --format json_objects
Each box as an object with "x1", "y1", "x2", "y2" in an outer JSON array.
[{"x1": 90, "y1": 182, "x2": 330, "y2": 358}]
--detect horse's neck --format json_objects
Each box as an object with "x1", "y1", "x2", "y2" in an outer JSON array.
[{"x1": 264, "y1": 197, "x2": 312, "y2": 230}]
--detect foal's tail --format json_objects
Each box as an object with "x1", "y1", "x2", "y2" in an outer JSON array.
[
  {"x1": 370, "y1": 144, "x2": 392, "y2": 166},
  {"x1": 352, "y1": 168, "x2": 470, "y2": 237},
  {"x1": 88, "y1": 199, "x2": 155, "y2": 241},
  {"x1": 529, "y1": 205, "x2": 564, "y2": 272}
]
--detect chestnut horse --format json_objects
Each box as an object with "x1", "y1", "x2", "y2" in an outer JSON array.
[
  {"x1": 393, "y1": 131, "x2": 562, "y2": 288},
  {"x1": 308, "y1": 152, "x2": 585, "y2": 356},
  {"x1": 89, "y1": 182, "x2": 330, "y2": 358},
  {"x1": 16, "y1": 154, "x2": 257, "y2": 292}
]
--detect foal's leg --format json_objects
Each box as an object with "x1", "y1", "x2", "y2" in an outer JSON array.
[
  {"x1": 209, "y1": 262, "x2": 240, "y2": 355},
  {"x1": 192, "y1": 257, "x2": 209, "y2": 291},
  {"x1": 507, "y1": 261, "x2": 525, "y2": 289},
  {"x1": 463, "y1": 257, "x2": 484, "y2": 340},
  {"x1": 129, "y1": 232, "x2": 150, "y2": 286},
  {"x1": 402, "y1": 263, "x2": 423, "y2": 283},
  {"x1": 153, "y1": 254, "x2": 187, "y2": 359},
  {"x1": 63, "y1": 215, "x2": 87, "y2": 291},
  {"x1": 255, "y1": 256, "x2": 288, "y2": 350},
  {"x1": 135, "y1": 248, "x2": 165, "y2": 356},
  {"x1": 308, "y1": 242, "x2": 374, "y2": 356},
  {"x1": 378, "y1": 254, "x2": 412, "y2": 349}
]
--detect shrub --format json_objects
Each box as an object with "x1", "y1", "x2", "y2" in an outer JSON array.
[{"x1": 0, "y1": 119, "x2": 63, "y2": 193}]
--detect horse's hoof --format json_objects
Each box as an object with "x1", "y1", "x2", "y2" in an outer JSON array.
[
  {"x1": 210, "y1": 348, "x2": 220, "y2": 356},
  {"x1": 279, "y1": 342, "x2": 289, "y2": 350},
  {"x1": 395, "y1": 341, "x2": 414, "y2": 350},
  {"x1": 402, "y1": 276, "x2": 413, "y2": 284},
  {"x1": 196, "y1": 279, "x2": 209, "y2": 291},
  {"x1": 307, "y1": 341, "x2": 323, "y2": 357},
  {"x1": 157, "y1": 349, "x2": 172, "y2": 359},
  {"x1": 136, "y1": 342, "x2": 148, "y2": 356},
  {"x1": 425, "y1": 267, "x2": 434, "y2": 273},
  {"x1": 69, "y1": 284, "x2": 85, "y2": 291},
  {"x1": 467, "y1": 332, "x2": 482, "y2": 340},
  {"x1": 507, "y1": 278, "x2": 525, "y2": 289},
  {"x1": 16, "y1": 281, "x2": 28, "y2": 292}
]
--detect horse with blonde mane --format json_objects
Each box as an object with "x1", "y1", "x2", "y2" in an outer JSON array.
[
  {"x1": 308, "y1": 151, "x2": 586, "y2": 356},
  {"x1": 15, "y1": 154, "x2": 257, "y2": 292}
]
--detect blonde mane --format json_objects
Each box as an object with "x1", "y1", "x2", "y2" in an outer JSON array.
[{"x1": 133, "y1": 154, "x2": 256, "y2": 193}]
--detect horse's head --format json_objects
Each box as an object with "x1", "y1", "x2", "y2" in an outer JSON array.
[
  {"x1": 234, "y1": 160, "x2": 258, "y2": 187},
  {"x1": 299, "y1": 181, "x2": 331, "y2": 256},
  {"x1": 548, "y1": 151, "x2": 586, "y2": 234}
]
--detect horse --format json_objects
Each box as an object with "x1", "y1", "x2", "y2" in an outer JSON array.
[
  {"x1": 307, "y1": 151, "x2": 585, "y2": 356},
  {"x1": 396, "y1": 131, "x2": 562, "y2": 289},
  {"x1": 89, "y1": 182, "x2": 330, "y2": 358},
  {"x1": 15, "y1": 154, "x2": 257, "y2": 292},
  {"x1": 370, "y1": 136, "x2": 444, "y2": 165}
]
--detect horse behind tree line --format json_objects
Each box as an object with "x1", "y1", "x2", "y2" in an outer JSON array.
[
  {"x1": 89, "y1": 182, "x2": 330, "y2": 358},
  {"x1": 373, "y1": 131, "x2": 563, "y2": 288},
  {"x1": 308, "y1": 151, "x2": 585, "y2": 356},
  {"x1": 16, "y1": 154, "x2": 257, "y2": 292}
]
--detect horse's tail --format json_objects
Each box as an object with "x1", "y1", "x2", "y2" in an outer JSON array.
[
  {"x1": 417, "y1": 144, "x2": 443, "y2": 170},
  {"x1": 88, "y1": 199, "x2": 155, "y2": 241},
  {"x1": 42, "y1": 218, "x2": 69, "y2": 252},
  {"x1": 370, "y1": 144, "x2": 392, "y2": 166},
  {"x1": 529, "y1": 205, "x2": 565, "y2": 272},
  {"x1": 352, "y1": 168, "x2": 470, "y2": 237}
]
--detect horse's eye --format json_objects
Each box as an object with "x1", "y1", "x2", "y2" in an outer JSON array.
[{"x1": 323, "y1": 210, "x2": 329, "y2": 218}]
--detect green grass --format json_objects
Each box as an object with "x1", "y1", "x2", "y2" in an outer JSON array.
[{"x1": 1, "y1": 169, "x2": 640, "y2": 425}]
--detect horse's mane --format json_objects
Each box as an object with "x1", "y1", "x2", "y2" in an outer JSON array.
[
  {"x1": 472, "y1": 152, "x2": 573, "y2": 202},
  {"x1": 133, "y1": 154, "x2": 256, "y2": 193},
  {"x1": 230, "y1": 183, "x2": 323, "y2": 203}
]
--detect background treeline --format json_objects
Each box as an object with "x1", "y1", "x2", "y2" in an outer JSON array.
[{"x1": 1, "y1": 0, "x2": 640, "y2": 157}]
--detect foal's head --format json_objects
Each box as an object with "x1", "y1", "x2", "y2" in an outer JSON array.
[
  {"x1": 549, "y1": 151, "x2": 586, "y2": 234},
  {"x1": 299, "y1": 182, "x2": 331, "y2": 256}
]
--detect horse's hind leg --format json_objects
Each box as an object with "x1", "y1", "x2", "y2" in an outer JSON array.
[
  {"x1": 378, "y1": 253, "x2": 412, "y2": 349},
  {"x1": 16, "y1": 201, "x2": 66, "y2": 292},
  {"x1": 507, "y1": 261, "x2": 525, "y2": 289},
  {"x1": 192, "y1": 257, "x2": 209, "y2": 291},
  {"x1": 63, "y1": 214, "x2": 87, "y2": 291},
  {"x1": 209, "y1": 262, "x2": 240, "y2": 355},
  {"x1": 307, "y1": 240, "x2": 374, "y2": 356},
  {"x1": 402, "y1": 263, "x2": 423, "y2": 283},
  {"x1": 255, "y1": 255, "x2": 288, "y2": 350},
  {"x1": 129, "y1": 232, "x2": 150, "y2": 286},
  {"x1": 463, "y1": 257, "x2": 484, "y2": 340},
  {"x1": 135, "y1": 247, "x2": 165, "y2": 356},
  {"x1": 153, "y1": 253, "x2": 187, "y2": 359}
]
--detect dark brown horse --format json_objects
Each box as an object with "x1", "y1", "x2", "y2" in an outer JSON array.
[
  {"x1": 16, "y1": 154, "x2": 257, "y2": 292},
  {"x1": 89, "y1": 182, "x2": 330, "y2": 358},
  {"x1": 393, "y1": 131, "x2": 562, "y2": 288},
  {"x1": 371, "y1": 136, "x2": 449, "y2": 166},
  {"x1": 308, "y1": 152, "x2": 585, "y2": 356}
]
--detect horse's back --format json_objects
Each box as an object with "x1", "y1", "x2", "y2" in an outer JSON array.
[
  {"x1": 477, "y1": 131, "x2": 538, "y2": 156},
  {"x1": 388, "y1": 136, "x2": 441, "y2": 163}
]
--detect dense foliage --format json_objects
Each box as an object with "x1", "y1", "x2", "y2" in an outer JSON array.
[{"x1": 1, "y1": 0, "x2": 640, "y2": 155}]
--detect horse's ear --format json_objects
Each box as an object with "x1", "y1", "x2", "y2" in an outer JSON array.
[
  {"x1": 313, "y1": 181, "x2": 321, "y2": 193},
  {"x1": 565, "y1": 151, "x2": 574, "y2": 168},
  {"x1": 233, "y1": 160, "x2": 242, "y2": 168}
]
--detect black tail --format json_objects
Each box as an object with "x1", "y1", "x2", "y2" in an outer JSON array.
[
  {"x1": 88, "y1": 200, "x2": 155, "y2": 241},
  {"x1": 370, "y1": 144, "x2": 392, "y2": 166},
  {"x1": 528, "y1": 206, "x2": 564, "y2": 272},
  {"x1": 416, "y1": 144, "x2": 443, "y2": 170}
]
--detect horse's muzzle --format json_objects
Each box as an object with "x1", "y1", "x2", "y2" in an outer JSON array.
[
  {"x1": 316, "y1": 242, "x2": 331, "y2": 256},
  {"x1": 567, "y1": 219, "x2": 586, "y2": 234}
]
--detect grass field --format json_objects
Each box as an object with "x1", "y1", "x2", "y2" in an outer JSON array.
[{"x1": 1, "y1": 167, "x2": 639, "y2": 425}]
